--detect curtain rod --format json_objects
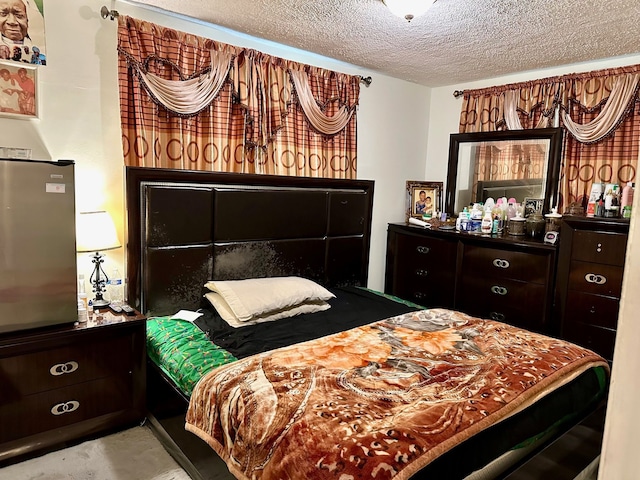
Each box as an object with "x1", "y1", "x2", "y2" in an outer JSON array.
[
  {"x1": 359, "y1": 76, "x2": 372, "y2": 87},
  {"x1": 100, "y1": 6, "x2": 372, "y2": 86},
  {"x1": 453, "y1": 90, "x2": 464, "y2": 98}
]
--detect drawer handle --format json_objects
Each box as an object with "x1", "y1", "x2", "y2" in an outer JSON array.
[
  {"x1": 50, "y1": 361, "x2": 79, "y2": 376},
  {"x1": 491, "y1": 286, "x2": 508, "y2": 296},
  {"x1": 415, "y1": 269, "x2": 428, "y2": 277},
  {"x1": 596, "y1": 243, "x2": 602, "y2": 253},
  {"x1": 51, "y1": 400, "x2": 80, "y2": 416},
  {"x1": 492, "y1": 259, "x2": 510, "y2": 269},
  {"x1": 416, "y1": 246, "x2": 430, "y2": 254},
  {"x1": 589, "y1": 306, "x2": 596, "y2": 314},
  {"x1": 414, "y1": 292, "x2": 426, "y2": 300},
  {"x1": 585, "y1": 273, "x2": 607, "y2": 285},
  {"x1": 490, "y1": 312, "x2": 505, "y2": 321}
]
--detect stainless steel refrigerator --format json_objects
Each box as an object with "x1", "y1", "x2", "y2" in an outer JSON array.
[{"x1": 0, "y1": 159, "x2": 77, "y2": 334}]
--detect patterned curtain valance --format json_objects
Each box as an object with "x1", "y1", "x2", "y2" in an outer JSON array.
[
  {"x1": 460, "y1": 63, "x2": 640, "y2": 139},
  {"x1": 123, "y1": 50, "x2": 235, "y2": 116},
  {"x1": 289, "y1": 69, "x2": 356, "y2": 136},
  {"x1": 117, "y1": 16, "x2": 360, "y2": 178}
]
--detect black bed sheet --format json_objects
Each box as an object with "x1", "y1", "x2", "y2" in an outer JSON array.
[
  {"x1": 191, "y1": 286, "x2": 608, "y2": 479},
  {"x1": 194, "y1": 286, "x2": 418, "y2": 359}
]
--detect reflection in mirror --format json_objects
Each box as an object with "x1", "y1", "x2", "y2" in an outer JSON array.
[{"x1": 445, "y1": 128, "x2": 563, "y2": 217}]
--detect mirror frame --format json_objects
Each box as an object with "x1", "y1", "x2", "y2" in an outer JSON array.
[{"x1": 444, "y1": 127, "x2": 564, "y2": 216}]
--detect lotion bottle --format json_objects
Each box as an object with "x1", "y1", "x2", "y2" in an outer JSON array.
[{"x1": 481, "y1": 209, "x2": 493, "y2": 234}]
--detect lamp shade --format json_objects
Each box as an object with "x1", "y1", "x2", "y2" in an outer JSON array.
[
  {"x1": 76, "y1": 211, "x2": 121, "y2": 252},
  {"x1": 383, "y1": 0, "x2": 436, "y2": 21}
]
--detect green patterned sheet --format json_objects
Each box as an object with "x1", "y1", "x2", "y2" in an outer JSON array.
[{"x1": 146, "y1": 316, "x2": 237, "y2": 397}]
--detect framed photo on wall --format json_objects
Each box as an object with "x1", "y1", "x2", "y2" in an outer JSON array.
[
  {"x1": 406, "y1": 181, "x2": 443, "y2": 222},
  {"x1": 0, "y1": 61, "x2": 37, "y2": 119},
  {"x1": 0, "y1": 0, "x2": 47, "y2": 65}
]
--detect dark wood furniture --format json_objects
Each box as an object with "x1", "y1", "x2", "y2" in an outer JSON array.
[
  {"x1": 125, "y1": 167, "x2": 374, "y2": 317},
  {"x1": 126, "y1": 167, "x2": 609, "y2": 480},
  {"x1": 0, "y1": 310, "x2": 146, "y2": 466},
  {"x1": 556, "y1": 216, "x2": 629, "y2": 362},
  {"x1": 126, "y1": 166, "x2": 375, "y2": 480},
  {"x1": 385, "y1": 223, "x2": 558, "y2": 334}
]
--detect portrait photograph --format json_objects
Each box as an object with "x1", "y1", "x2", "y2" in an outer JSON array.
[
  {"x1": 523, "y1": 197, "x2": 544, "y2": 217},
  {"x1": 0, "y1": 60, "x2": 37, "y2": 118},
  {"x1": 0, "y1": 0, "x2": 46, "y2": 65},
  {"x1": 406, "y1": 181, "x2": 443, "y2": 221}
]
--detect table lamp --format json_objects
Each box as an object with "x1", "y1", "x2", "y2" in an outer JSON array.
[{"x1": 76, "y1": 211, "x2": 121, "y2": 308}]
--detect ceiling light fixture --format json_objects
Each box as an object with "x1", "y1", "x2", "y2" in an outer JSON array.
[{"x1": 383, "y1": 0, "x2": 437, "y2": 22}]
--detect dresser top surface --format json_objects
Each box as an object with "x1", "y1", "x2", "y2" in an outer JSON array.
[{"x1": 388, "y1": 222, "x2": 557, "y2": 251}]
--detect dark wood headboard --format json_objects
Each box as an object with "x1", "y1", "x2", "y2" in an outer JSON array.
[{"x1": 125, "y1": 167, "x2": 375, "y2": 316}]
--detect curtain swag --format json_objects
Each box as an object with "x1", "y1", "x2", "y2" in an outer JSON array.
[
  {"x1": 134, "y1": 50, "x2": 234, "y2": 116},
  {"x1": 560, "y1": 73, "x2": 640, "y2": 144},
  {"x1": 289, "y1": 69, "x2": 354, "y2": 135}
]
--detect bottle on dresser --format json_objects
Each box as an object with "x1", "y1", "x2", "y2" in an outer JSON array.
[
  {"x1": 622, "y1": 182, "x2": 634, "y2": 219},
  {"x1": 481, "y1": 208, "x2": 493, "y2": 234}
]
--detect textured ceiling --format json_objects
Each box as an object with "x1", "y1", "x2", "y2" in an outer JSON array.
[{"x1": 127, "y1": 0, "x2": 640, "y2": 87}]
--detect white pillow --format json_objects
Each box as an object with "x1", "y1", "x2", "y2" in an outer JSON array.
[
  {"x1": 204, "y1": 291, "x2": 331, "y2": 328},
  {"x1": 203, "y1": 276, "x2": 335, "y2": 323}
]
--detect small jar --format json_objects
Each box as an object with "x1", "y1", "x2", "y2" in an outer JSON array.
[
  {"x1": 526, "y1": 212, "x2": 546, "y2": 239},
  {"x1": 508, "y1": 215, "x2": 526, "y2": 236},
  {"x1": 545, "y1": 209, "x2": 562, "y2": 233}
]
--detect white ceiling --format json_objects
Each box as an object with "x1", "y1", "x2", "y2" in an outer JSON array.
[{"x1": 127, "y1": 0, "x2": 640, "y2": 87}]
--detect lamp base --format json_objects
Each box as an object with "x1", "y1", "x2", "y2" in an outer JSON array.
[{"x1": 91, "y1": 298, "x2": 110, "y2": 308}]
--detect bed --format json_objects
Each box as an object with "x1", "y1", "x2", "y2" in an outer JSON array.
[{"x1": 125, "y1": 166, "x2": 609, "y2": 480}]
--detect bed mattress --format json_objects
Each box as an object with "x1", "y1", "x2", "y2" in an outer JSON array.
[{"x1": 146, "y1": 287, "x2": 608, "y2": 479}]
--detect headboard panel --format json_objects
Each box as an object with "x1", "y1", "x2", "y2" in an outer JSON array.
[{"x1": 126, "y1": 167, "x2": 374, "y2": 316}]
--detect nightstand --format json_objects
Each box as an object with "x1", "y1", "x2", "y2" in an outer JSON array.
[{"x1": 0, "y1": 309, "x2": 146, "y2": 465}]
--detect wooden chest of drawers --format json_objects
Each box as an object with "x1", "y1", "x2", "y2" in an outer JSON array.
[
  {"x1": 0, "y1": 310, "x2": 146, "y2": 465},
  {"x1": 385, "y1": 227, "x2": 457, "y2": 307},
  {"x1": 385, "y1": 223, "x2": 557, "y2": 334},
  {"x1": 457, "y1": 243, "x2": 555, "y2": 332},
  {"x1": 557, "y1": 217, "x2": 629, "y2": 362}
]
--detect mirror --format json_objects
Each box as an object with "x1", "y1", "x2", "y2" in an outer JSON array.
[{"x1": 445, "y1": 128, "x2": 563, "y2": 216}]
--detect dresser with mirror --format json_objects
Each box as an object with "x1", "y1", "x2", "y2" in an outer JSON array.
[{"x1": 385, "y1": 128, "x2": 630, "y2": 355}]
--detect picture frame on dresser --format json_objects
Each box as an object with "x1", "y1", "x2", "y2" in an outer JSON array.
[
  {"x1": 523, "y1": 197, "x2": 544, "y2": 217},
  {"x1": 406, "y1": 180, "x2": 442, "y2": 221}
]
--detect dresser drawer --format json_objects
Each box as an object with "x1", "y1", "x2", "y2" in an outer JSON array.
[
  {"x1": 0, "y1": 335, "x2": 133, "y2": 401},
  {"x1": 392, "y1": 279, "x2": 455, "y2": 308},
  {"x1": 391, "y1": 233, "x2": 456, "y2": 307},
  {"x1": 563, "y1": 321, "x2": 616, "y2": 362},
  {"x1": 571, "y1": 230, "x2": 627, "y2": 266},
  {"x1": 461, "y1": 245, "x2": 551, "y2": 284},
  {"x1": 0, "y1": 375, "x2": 132, "y2": 444},
  {"x1": 568, "y1": 261, "x2": 624, "y2": 298},
  {"x1": 396, "y1": 233, "x2": 456, "y2": 268},
  {"x1": 565, "y1": 291, "x2": 620, "y2": 330},
  {"x1": 457, "y1": 278, "x2": 547, "y2": 331}
]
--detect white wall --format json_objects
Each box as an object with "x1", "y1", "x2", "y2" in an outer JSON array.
[
  {"x1": 426, "y1": 55, "x2": 640, "y2": 479},
  {"x1": 0, "y1": 0, "x2": 430, "y2": 291},
  {"x1": 3, "y1": 2, "x2": 638, "y2": 474}
]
